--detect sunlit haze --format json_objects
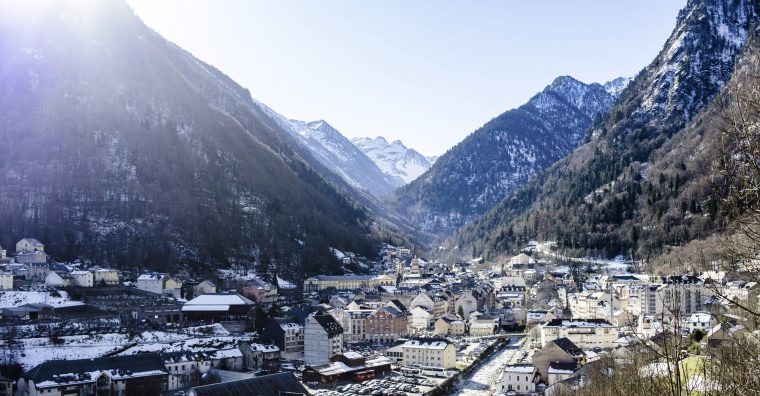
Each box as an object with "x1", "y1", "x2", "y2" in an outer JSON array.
[{"x1": 126, "y1": 1, "x2": 683, "y2": 156}]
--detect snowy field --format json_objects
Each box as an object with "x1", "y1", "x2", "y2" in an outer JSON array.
[
  {"x1": 0, "y1": 290, "x2": 83, "y2": 308},
  {"x1": 8, "y1": 330, "x2": 193, "y2": 369},
  {"x1": 454, "y1": 339, "x2": 523, "y2": 396}
]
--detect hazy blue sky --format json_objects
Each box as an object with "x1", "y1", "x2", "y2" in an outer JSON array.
[{"x1": 126, "y1": 1, "x2": 686, "y2": 156}]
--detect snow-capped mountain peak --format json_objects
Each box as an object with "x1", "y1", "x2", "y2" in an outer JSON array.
[
  {"x1": 352, "y1": 136, "x2": 434, "y2": 186},
  {"x1": 603, "y1": 77, "x2": 633, "y2": 98}
]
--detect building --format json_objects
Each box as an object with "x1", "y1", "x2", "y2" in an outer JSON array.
[
  {"x1": 45, "y1": 271, "x2": 72, "y2": 287},
  {"x1": 409, "y1": 306, "x2": 434, "y2": 331},
  {"x1": 302, "y1": 353, "x2": 392, "y2": 383},
  {"x1": 181, "y1": 293, "x2": 255, "y2": 330},
  {"x1": 540, "y1": 319, "x2": 617, "y2": 349},
  {"x1": 0, "y1": 272, "x2": 13, "y2": 290},
  {"x1": 16, "y1": 238, "x2": 44, "y2": 253},
  {"x1": 455, "y1": 291, "x2": 478, "y2": 319},
  {"x1": 640, "y1": 276, "x2": 714, "y2": 322},
  {"x1": 137, "y1": 273, "x2": 170, "y2": 294},
  {"x1": 238, "y1": 341, "x2": 281, "y2": 372},
  {"x1": 499, "y1": 364, "x2": 539, "y2": 394},
  {"x1": 18, "y1": 354, "x2": 169, "y2": 396},
  {"x1": 70, "y1": 270, "x2": 94, "y2": 287},
  {"x1": 365, "y1": 306, "x2": 408, "y2": 343},
  {"x1": 193, "y1": 280, "x2": 217, "y2": 295},
  {"x1": 531, "y1": 337, "x2": 584, "y2": 383},
  {"x1": 187, "y1": 373, "x2": 310, "y2": 396},
  {"x1": 304, "y1": 313, "x2": 344, "y2": 365},
  {"x1": 261, "y1": 318, "x2": 304, "y2": 360},
  {"x1": 92, "y1": 268, "x2": 120, "y2": 285},
  {"x1": 434, "y1": 315, "x2": 465, "y2": 336},
  {"x1": 401, "y1": 338, "x2": 456, "y2": 369},
  {"x1": 303, "y1": 274, "x2": 395, "y2": 291},
  {"x1": 469, "y1": 321, "x2": 495, "y2": 336},
  {"x1": 242, "y1": 278, "x2": 277, "y2": 304}
]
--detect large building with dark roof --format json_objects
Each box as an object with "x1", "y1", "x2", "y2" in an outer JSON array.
[
  {"x1": 19, "y1": 354, "x2": 168, "y2": 396},
  {"x1": 304, "y1": 313, "x2": 344, "y2": 365},
  {"x1": 187, "y1": 372, "x2": 309, "y2": 396}
]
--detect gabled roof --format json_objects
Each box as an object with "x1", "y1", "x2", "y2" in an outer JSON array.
[
  {"x1": 19, "y1": 238, "x2": 44, "y2": 246},
  {"x1": 551, "y1": 337, "x2": 584, "y2": 357},
  {"x1": 189, "y1": 373, "x2": 309, "y2": 396},
  {"x1": 312, "y1": 314, "x2": 343, "y2": 338},
  {"x1": 22, "y1": 354, "x2": 167, "y2": 388}
]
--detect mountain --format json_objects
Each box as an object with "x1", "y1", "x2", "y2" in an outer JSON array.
[
  {"x1": 352, "y1": 136, "x2": 435, "y2": 186},
  {"x1": 603, "y1": 77, "x2": 633, "y2": 97},
  {"x1": 0, "y1": 0, "x2": 382, "y2": 281},
  {"x1": 452, "y1": 0, "x2": 760, "y2": 263},
  {"x1": 393, "y1": 75, "x2": 625, "y2": 235},
  {"x1": 286, "y1": 120, "x2": 396, "y2": 197}
]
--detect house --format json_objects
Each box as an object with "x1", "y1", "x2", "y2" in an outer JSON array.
[
  {"x1": 164, "y1": 277, "x2": 183, "y2": 298},
  {"x1": 45, "y1": 271, "x2": 72, "y2": 287},
  {"x1": 187, "y1": 372, "x2": 310, "y2": 396},
  {"x1": 455, "y1": 290, "x2": 478, "y2": 318},
  {"x1": 262, "y1": 317, "x2": 305, "y2": 360},
  {"x1": 684, "y1": 312, "x2": 713, "y2": 333},
  {"x1": 499, "y1": 364, "x2": 539, "y2": 394},
  {"x1": 409, "y1": 306, "x2": 434, "y2": 331},
  {"x1": 0, "y1": 272, "x2": 13, "y2": 290},
  {"x1": 540, "y1": 319, "x2": 617, "y2": 349},
  {"x1": 16, "y1": 238, "x2": 44, "y2": 253},
  {"x1": 238, "y1": 341, "x2": 280, "y2": 372},
  {"x1": 304, "y1": 313, "x2": 344, "y2": 365},
  {"x1": 242, "y1": 277, "x2": 277, "y2": 303},
  {"x1": 70, "y1": 270, "x2": 94, "y2": 287},
  {"x1": 18, "y1": 354, "x2": 169, "y2": 396},
  {"x1": 531, "y1": 337, "x2": 584, "y2": 383},
  {"x1": 510, "y1": 253, "x2": 532, "y2": 266},
  {"x1": 434, "y1": 315, "x2": 465, "y2": 336},
  {"x1": 194, "y1": 280, "x2": 217, "y2": 295},
  {"x1": 92, "y1": 268, "x2": 120, "y2": 285},
  {"x1": 402, "y1": 338, "x2": 456, "y2": 369},
  {"x1": 469, "y1": 321, "x2": 495, "y2": 336},
  {"x1": 160, "y1": 351, "x2": 213, "y2": 391},
  {"x1": 383, "y1": 343, "x2": 405, "y2": 363},
  {"x1": 137, "y1": 273, "x2": 170, "y2": 294},
  {"x1": 302, "y1": 353, "x2": 392, "y2": 383}
]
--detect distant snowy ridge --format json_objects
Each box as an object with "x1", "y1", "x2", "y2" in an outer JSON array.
[{"x1": 352, "y1": 136, "x2": 434, "y2": 186}]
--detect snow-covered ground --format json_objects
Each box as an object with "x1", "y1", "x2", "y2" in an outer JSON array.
[
  {"x1": 455, "y1": 339, "x2": 524, "y2": 396},
  {"x1": 0, "y1": 290, "x2": 83, "y2": 308},
  {"x1": 9, "y1": 331, "x2": 193, "y2": 369}
]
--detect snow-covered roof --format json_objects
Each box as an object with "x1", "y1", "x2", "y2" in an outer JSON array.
[
  {"x1": 402, "y1": 338, "x2": 452, "y2": 350},
  {"x1": 504, "y1": 364, "x2": 536, "y2": 373},
  {"x1": 184, "y1": 293, "x2": 254, "y2": 306}
]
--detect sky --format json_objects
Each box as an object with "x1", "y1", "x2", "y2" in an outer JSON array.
[{"x1": 126, "y1": 1, "x2": 686, "y2": 157}]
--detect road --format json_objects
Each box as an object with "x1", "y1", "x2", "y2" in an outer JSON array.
[{"x1": 453, "y1": 337, "x2": 526, "y2": 396}]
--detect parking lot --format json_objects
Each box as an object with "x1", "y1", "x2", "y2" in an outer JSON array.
[{"x1": 309, "y1": 370, "x2": 444, "y2": 396}]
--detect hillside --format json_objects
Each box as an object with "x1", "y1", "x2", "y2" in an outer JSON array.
[
  {"x1": 0, "y1": 1, "x2": 381, "y2": 281},
  {"x1": 393, "y1": 75, "x2": 623, "y2": 235},
  {"x1": 451, "y1": 0, "x2": 760, "y2": 263}
]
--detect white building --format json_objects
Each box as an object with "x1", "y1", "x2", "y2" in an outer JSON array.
[
  {"x1": 684, "y1": 312, "x2": 713, "y2": 333},
  {"x1": 499, "y1": 364, "x2": 538, "y2": 394},
  {"x1": 402, "y1": 338, "x2": 456, "y2": 369},
  {"x1": 304, "y1": 313, "x2": 344, "y2": 365},
  {"x1": 70, "y1": 271, "x2": 94, "y2": 287},
  {"x1": 16, "y1": 238, "x2": 44, "y2": 253},
  {"x1": 455, "y1": 291, "x2": 478, "y2": 319},
  {"x1": 0, "y1": 272, "x2": 13, "y2": 290},
  {"x1": 137, "y1": 273, "x2": 168, "y2": 294},
  {"x1": 540, "y1": 319, "x2": 618, "y2": 349},
  {"x1": 45, "y1": 272, "x2": 72, "y2": 287},
  {"x1": 409, "y1": 306, "x2": 434, "y2": 331}
]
